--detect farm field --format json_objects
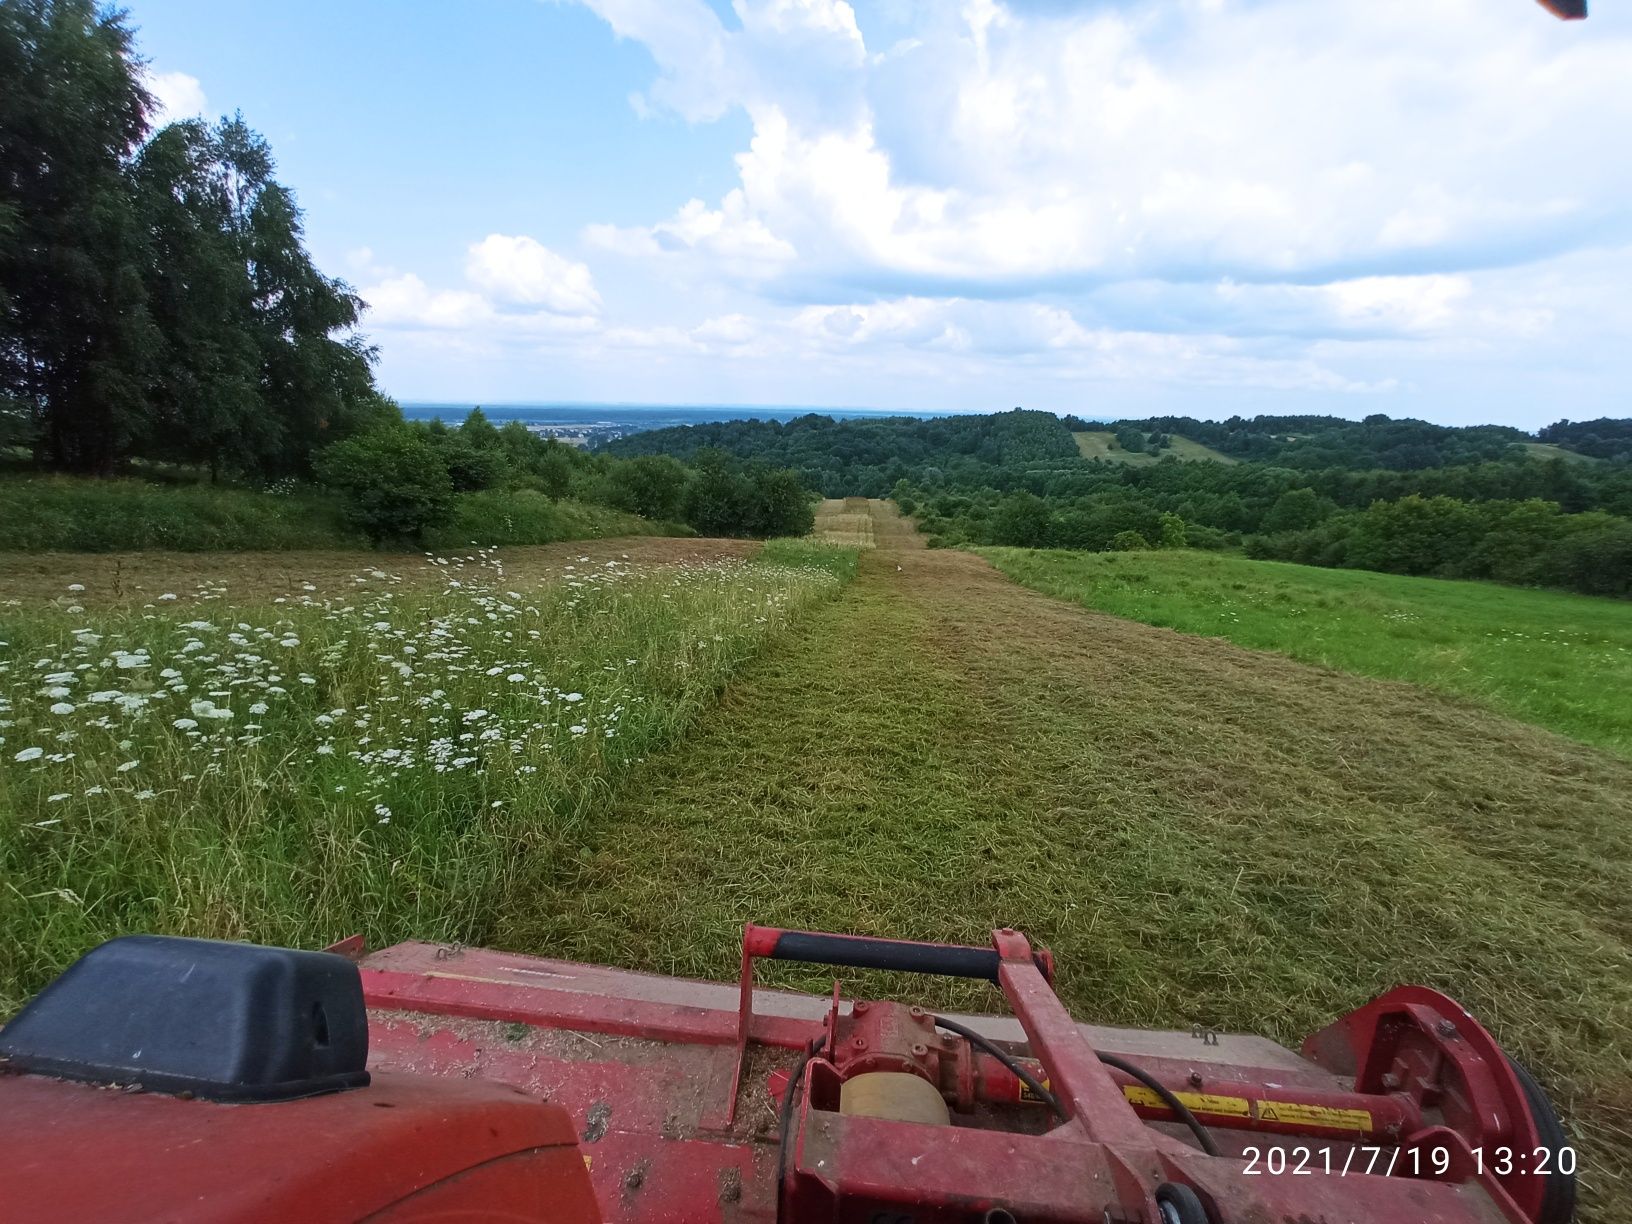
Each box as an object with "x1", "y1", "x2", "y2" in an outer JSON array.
[
  {"x1": 979, "y1": 547, "x2": 1632, "y2": 759},
  {"x1": 811, "y1": 497, "x2": 877, "y2": 548},
  {"x1": 509, "y1": 501, "x2": 1632, "y2": 1220},
  {"x1": 0, "y1": 537, "x2": 856, "y2": 1014},
  {"x1": 1072, "y1": 430, "x2": 1238, "y2": 464},
  {"x1": 4, "y1": 503, "x2": 1631, "y2": 1219}
]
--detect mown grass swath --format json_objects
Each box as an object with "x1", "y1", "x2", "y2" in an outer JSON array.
[
  {"x1": 979, "y1": 547, "x2": 1632, "y2": 758},
  {"x1": 0, "y1": 539, "x2": 857, "y2": 1013}
]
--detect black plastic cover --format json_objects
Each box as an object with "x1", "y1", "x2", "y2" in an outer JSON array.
[{"x1": 0, "y1": 935, "x2": 370, "y2": 1101}]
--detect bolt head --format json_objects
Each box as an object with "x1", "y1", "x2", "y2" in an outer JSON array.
[{"x1": 1435, "y1": 1019, "x2": 1458, "y2": 1039}]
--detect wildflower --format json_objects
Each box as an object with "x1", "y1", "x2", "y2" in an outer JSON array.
[
  {"x1": 249, "y1": 702, "x2": 269, "y2": 715},
  {"x1": 49, "y1": 702, "x2": 76, "y2": 715},
  {"x1": 564, "y1": 692, "x2": 584, "y2": 703},
  {"x1": 173, "y1": 718, "x2": 199, "y2": 731},
  {"x1": 507, "y1": 673, "x2": 525, "y2": 682},
  {"x1": 15, "y1": 747, "x2": 43, "y2": 762},
  {"x1": 67, "y1": 583, "x2": 85, "y2": 592},
  {"x1": 159, "y1": 593, "x2": 178, "y2": 601},
  {"x1": 134, "y1": 789, "x2": 156, "y2": 800},
  {"x1": 47, "y1": 793, "x2": 69, "y2": 802},
  {"x1": 117, "y1": 760, "x2": 140, "y2": 772},
  {"x1": 316, "y1": 744, "x2": 335, "y2": 756}
]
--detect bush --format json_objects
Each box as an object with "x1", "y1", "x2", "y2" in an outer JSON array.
[
  {"x1": 1158, "y1": 512, "x2": 1187, "y2": 549},
  {"x1": 315, "y1": 428, "x2": 454, "y2": 545},
  {"x1": 1109, "y1": 530, "x2": 1150, "y2": 551}
]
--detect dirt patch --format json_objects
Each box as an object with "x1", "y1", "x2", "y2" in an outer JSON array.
[{"x1": 0, "y1": 537, "x2": 762, "y2": 607}]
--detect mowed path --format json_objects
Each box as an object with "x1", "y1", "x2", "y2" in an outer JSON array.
[{"x1": 500, "y1": 501, "x2": 1632, "y2": 1218}]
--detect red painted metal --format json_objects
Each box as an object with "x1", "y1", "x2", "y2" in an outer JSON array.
[
  {"x1": 0, "y1": 1069, "x2": 599, "y2": 1224},
  {"x1": 0, "y1": 926, "x2": 1568, "y2": 1224}
]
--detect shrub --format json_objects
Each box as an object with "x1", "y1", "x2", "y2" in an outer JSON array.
[
  {"x1": 315, "y1": 428, "x2": 454, "y2": 545},
  {"x1": 1109, "y1": 530, "x2": 1151, "y2": 551}
]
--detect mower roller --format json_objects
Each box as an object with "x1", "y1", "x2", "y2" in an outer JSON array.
[{"x1": 0, "y1": 924, "x2": 1576, "y2": 1223}]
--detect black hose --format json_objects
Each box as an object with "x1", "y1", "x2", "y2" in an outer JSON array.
[
  {"x1": 1095, "y1": 1050, "x2": 1221, "y2": 1157},
  {"x1": 774, "y1": 1035, "x2": 825, "y2": 1224},
  {"x1": 932, "y1": 1014, "x2": 1067, "y2": 1121},
  {"x1": 932, "y1": 1015, "x2": 1221, "y2": 1156}
]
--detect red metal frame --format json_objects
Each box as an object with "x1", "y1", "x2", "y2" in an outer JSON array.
[{"x1": 2, "y1": 925, "x2": 1568, "y2": 1224}]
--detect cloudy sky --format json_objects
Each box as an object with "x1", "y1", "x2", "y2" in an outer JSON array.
[{"x1": 134, "y1": 0, "x2": 1630, "y2": 426}]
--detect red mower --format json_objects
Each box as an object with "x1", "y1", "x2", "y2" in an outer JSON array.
[{"x1": 0, "y1": 925, "x2": 1576, "y2": 1223}]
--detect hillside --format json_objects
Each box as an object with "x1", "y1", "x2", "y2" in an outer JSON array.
[{"x1": 1072, "y1": 430, "x2": 1238, "y2": 464}]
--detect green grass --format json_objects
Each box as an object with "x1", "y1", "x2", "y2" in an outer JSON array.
[
  {"x1": 0, "y1": 541, "x2": 858, "y2": 1013},
  {"x1": 1520, "y1": 441, "x2": 1600, "y2": 465},
  {"x1": 424, "y1": 490, "x2": 687, "y2": 550},
  {"x1": 0, "y1": 474, "x2": 689, "y2": 553},
  {"x1": 507, "y1": 508, "x2": 1632, "y2": 1220},
  {"x1": 979, "y1": 547, "x2": 1632, "y2": 759},
  {"x1": 1072, "y1": 431, "x2": 1237, "y2": 464},
  {"x1": 0, "y1": 474, "x2": 362, "y2": 551}
]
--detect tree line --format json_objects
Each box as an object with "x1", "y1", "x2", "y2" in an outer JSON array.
[
  {"x1": 0, "y1": 2, "x2": 815, "y2": 545},
  {"x1": 322, "y1": 410, "x2": 814, "y2": 544}
]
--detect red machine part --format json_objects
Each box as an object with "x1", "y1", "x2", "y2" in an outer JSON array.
[
  {"x1": 0, "y1": 1069, "x2": 600, "y2": 1224},
  {"x1": 0, "y1": 925, "x2": 1575, "y2": 1224}
]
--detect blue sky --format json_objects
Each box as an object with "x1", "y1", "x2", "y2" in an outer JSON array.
[{"x1": 130, "y1": 0, "x2": 1632, "y2": 427}]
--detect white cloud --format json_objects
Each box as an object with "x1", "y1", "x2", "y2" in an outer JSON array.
[
  {"x1": 570, "y1": 0, "x2": 1632, "y2": 290},
  {"x1": 144, "y1": 70, "x2": 208, "y2": 128},
  {"x1": 360, "y1": 236, "x2": 601, "y2": 340},
  {"x1": 367, "y1": 1, "x2": 1632, "y2": 418},
  {"x1": 465, "y1": 235, "x2": 602, "y2": 315}
]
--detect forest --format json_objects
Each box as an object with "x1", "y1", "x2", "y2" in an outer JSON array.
[{"x1": 608, "y1": 410, "x2": 1632, "y2": 597}]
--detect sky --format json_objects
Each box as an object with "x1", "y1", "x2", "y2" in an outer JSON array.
[{"x1": 127, "y1": 0, "x2": 1632, "y2": 427}]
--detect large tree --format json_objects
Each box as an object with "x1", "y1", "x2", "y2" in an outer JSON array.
[
  {"x1": 1, "y1": 2, "x2": 391, "y2": 478},
  {"x1": 0, "y1": 0, "x2": 155, "y2": 472}
]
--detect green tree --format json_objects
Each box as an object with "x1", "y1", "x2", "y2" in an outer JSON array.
[
  {"x1": 1262, "y1": 487, "x2": 1332, "y2": 534},
  {"x1": 1158, "y1": 512, "x2": 1187, "y2": 549},
  {"x1": 992, "y1": 491, "x2": 1052, "y2": 547},
  {"x1": 315, "y1": 427, "x2": 453, "y2": 545},
  {"x1": 605, "y1": 455, "x2": 689, "y2": 522},
  {"x1": 1109, "y1": 530, "x2": 1150, "y2": 551},
  {"x1": 0, "y1": 0, "x2": 155, "y2": 473}
]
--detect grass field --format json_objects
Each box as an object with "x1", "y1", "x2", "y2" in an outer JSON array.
[
  {"x1": 811, "y1": 496, "x2": 878, "y2": 548},
  {"x1": 508, "y1": 503, "x2": 1632, "y2": 1220},
  {"x1": 1520, "y1": 441, "x2": 1600, "y2": 465},
  {"x1": 0, "y1": 538, "x2": 857, "y2": 1013},
  {"x1": 1072, "y1": 430, "x2": 1237, "y2": 464},
  {"x1": 978, "y1": 548, "x2": 1632, "y2": 759},
  {"x1": 0, "y1": 474, "x2": 678, "y2": 553},
  {"x1": 5, "y1": 503, "x2": 1631, "y2": 1219}
]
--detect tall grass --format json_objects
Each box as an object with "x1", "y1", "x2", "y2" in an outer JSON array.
[
  {"x1": 0, "y1": 474, "x2": 690, "y2": 554},
  {"x1": 980, "y1": 547, "x2": 1632, "y2": 758},
  {"x1": 424, "y1": 489, "x2": 688, "y2": 550},
  {"x1": 0, "y1": 475, "x2": 361, "y2": 551},
  {"x1": 0, "y1": 541, "x2": 856, "y2": 1011}
]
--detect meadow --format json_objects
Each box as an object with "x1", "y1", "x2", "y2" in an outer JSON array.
[
  {"x1": 0, "y1": 473, "x2": 671, "y2": 554},
  {"x1": 0, "y1": 537, "x2": 856, "y2": 1012},
  {"x1": 980, "y1": 547, "x2": 1632, "y2": 758}
]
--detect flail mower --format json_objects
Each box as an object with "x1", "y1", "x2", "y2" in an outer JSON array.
[{"x1": 0, "y1": 924, "x2": 1577, "y2": 1223}]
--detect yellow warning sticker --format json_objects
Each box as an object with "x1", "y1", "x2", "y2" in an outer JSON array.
[
  {"x1": 1254, "y1": 1100, "x2": 1372, "y2": 1131},
  {"x1": 583, "y1": 1155, "x2": 593, "y2": 1171},
  {"x1": 1122, "y1": 1085, "x2": 1251, "y2": 1118},
  {"x1": 1017, "y1": 1077, "x2": 1052, "y2": 1104}
]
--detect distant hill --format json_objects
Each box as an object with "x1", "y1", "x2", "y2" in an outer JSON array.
[{"x1": 608, "y1": 409, "x2": 1629, "y2": 497}]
